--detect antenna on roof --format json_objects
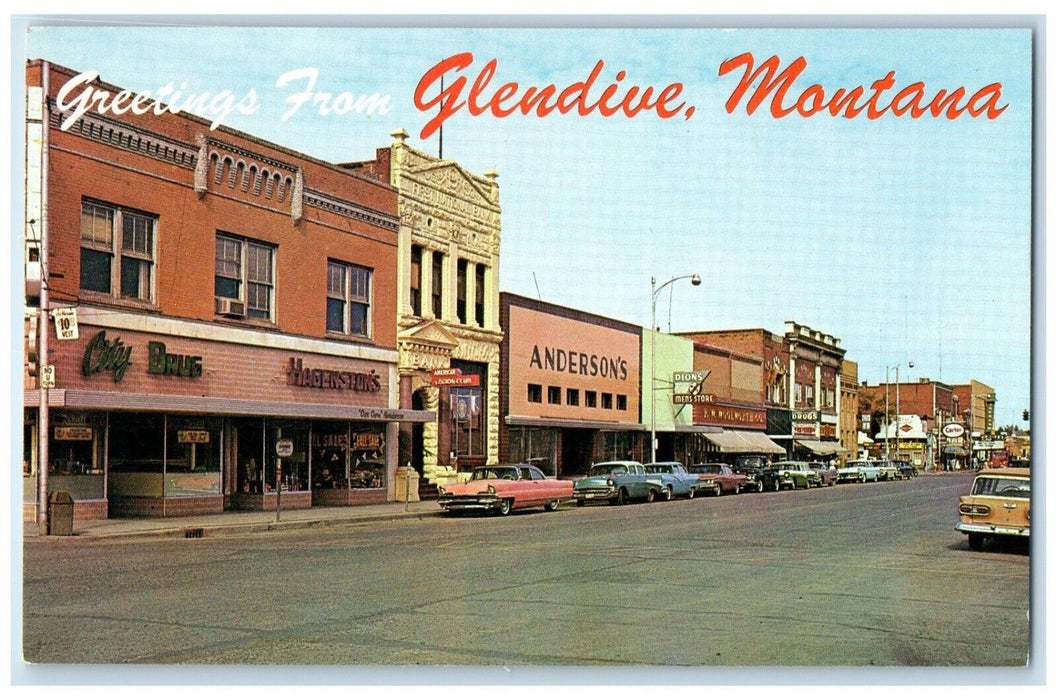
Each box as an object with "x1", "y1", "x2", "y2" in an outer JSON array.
[{"x1": 533, "y1": 272, "x2": 542, "y2": 301}]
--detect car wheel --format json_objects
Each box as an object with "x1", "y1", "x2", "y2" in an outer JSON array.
[
  {"x1": 616, "y1": 488, "x2": 628, "y2": 505},
  {"x1": 544, "y1": 500, "x2": 559, "y2": 512},
  {"x1": 714, "y1": 484, "x2": 722, "y2": 497},
  {"x1": 757, "y1": 482, "x2": 764, "y2": 493},
  {"x1": 860, "y1": 474, "x2": 867, "y2": 484},
  {"x1": 771, "y1": 480, "x2": 779, "y2": 492},
  {"x1": 968, "y1": 533, "x2": 984, "y2": 551},
  {"x1": 496, "y1": 499, "x2": 512, "y2": 516},
  {"x1": 687, "y1": 487, "x2": 696, "y2": 499},
  {"x1": 734, "y1": 484, "x2": 742, "y2": 495},
  {"x1": 663, "y1": 486, "x2": 673, "y2": 501}
]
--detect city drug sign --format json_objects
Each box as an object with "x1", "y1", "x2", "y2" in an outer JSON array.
[{"x1": 81, "y1": 330, "x2": 204, "y2": 382}]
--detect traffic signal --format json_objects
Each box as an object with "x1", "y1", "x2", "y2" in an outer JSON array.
[{"x1": 1022, "y1": 410, "x2": 1030, "y2": 421}]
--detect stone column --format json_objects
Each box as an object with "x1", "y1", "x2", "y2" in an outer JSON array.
[{"x1": 421, "y1": 247, "x2": 434, "y2": 319}]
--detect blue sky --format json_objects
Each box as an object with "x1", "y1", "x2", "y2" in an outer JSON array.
[{"x1": 17, "y1": 22, "x2": 1035, "y2": 427}]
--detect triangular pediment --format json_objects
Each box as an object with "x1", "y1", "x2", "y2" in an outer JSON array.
[
  {"x1": 399, "y1": 319, "x2": 461, "y2": 349},
  {"x1": 406, "y1": 161, "x2": 496, "y2": 208}
]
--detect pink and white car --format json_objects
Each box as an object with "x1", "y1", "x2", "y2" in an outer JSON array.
[{"x1": 437, "y1": 464, "x2": 574, "y2": 516}]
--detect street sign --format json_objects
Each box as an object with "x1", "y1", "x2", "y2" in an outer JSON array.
[
  {"x1": 275, "y1": 439, "x2": 294, "y2": 458},
  {"x1": 40, "y1": 364, "x2": 55, "y2": 388},
  {"x1": 52, "y1": 308, "x2": 79, "y2": 341}
]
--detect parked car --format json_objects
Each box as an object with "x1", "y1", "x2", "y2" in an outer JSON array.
[
  {"x1": 837, "y1": 460, "x2": 882, "y2": 483},
  {"x1": 731, "y1": 455, "x2": 771, "y2": 492},
  {"x1": 771, "y1": 460, "x2": 814, "y2": 489},
  {"x1": 572, "y1": 461, "x2": 664, "y2": 506},
  {"x1": 807, "y1": 461, "x2": 838, "y2": 486},
  {"x1": 688, "y1": 463, "x2": 748, "y2": 496},
  {"x1": 437, "y1": 464, "x2": 573, "y2": 516},
  {"x1": 643, "y1": 462, "x2": 702, "y2": 499},
  {"x1": 956, "y1": 467, "x2": 1031, "y2": 551},
  {"x1": 892, "y1": 459, "x2": 916, "y2": 478}
]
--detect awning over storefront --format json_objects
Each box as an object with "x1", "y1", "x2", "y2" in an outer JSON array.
[
  {"x1": 24, "y1": 389, "x2": 436, "y2": 423},
  {"x1": 795, "y1": 439, "x2": 848, "y2": 456},
  {"x1": 943, "y1": 446, "x2": 970, "y2": 457},
  {"x1": 703, "y1": 429, "x2": 786, "y2": 454},
  {"x1": 506, "y1": 415, "x2": 647, "y2": 431}
]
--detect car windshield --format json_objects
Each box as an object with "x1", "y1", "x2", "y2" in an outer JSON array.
[
  {"x1": 971, "y1": 476, "x2": 1030, "y2": 498},
  {"x1": 470, "y1": 467, "x2": 519, "y2": 481},
  {"x1": 590, "y1": 464, "x2": 626, "y2": 476},
  {"x1": 691, "y1": 465, "x2": 721, "y2": 474},
  {"x1": 646, "y1": 465, "x2": 673, "y2": 473}
]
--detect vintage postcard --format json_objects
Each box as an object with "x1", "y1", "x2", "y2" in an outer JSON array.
[{"x1": 13, "y1": 16, "x2": 1037, "y2": 686}]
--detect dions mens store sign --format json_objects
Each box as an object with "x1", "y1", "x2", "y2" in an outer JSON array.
[{"x1": 82, "y1": 330, "x2": 202, "y2": 382}]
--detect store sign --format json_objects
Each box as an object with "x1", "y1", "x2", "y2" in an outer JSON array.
[
  {"x1": 82, "y1": 331, "x2": 203, "y2": 382},
  {"x1": 792, "y1": 410, "x2": 819, "y2": 422},
  {"x1": 275, "y1": 439, "x2": 294, "y2": 458},
  {"x1": 528, "y1": 344, "x2": 629, "y2": 380},
  {"x1": 286, "y1": 357, "x2": 382, "y2": 392},
  {"x1": 672, "y1": 370, "x2": 708, "y2": 383},
  {"x1": 673, "y1": 393, "x2": 716, "y2": 404},
  {"x1": 431, "y1": 367, "x2": 480, "y2": 387},
  {"x1": 82, "y1": 330, "x2": 133, "y2": 382},
  {"x1": 54, "y1": 426, "x2": 92, "y2": 440},
  {"x1": 942, "y1": 423, "x2": 965, "y2": 438},
  {"x1": 819, "y1": 423, "x2": 837, "y2": 438},
  {"x1": 793, "y1": 423, "x2": 817, "y2": 437},
  {"x1": 177, "y1": 430, "x2": 211, "y2": 444},
  {"x1": 694, "y1": 404, "x2": 767, "y2": 428},
  {"x1": 147, "y1": 341, "x2": 203, "y2": 378},
  {"x1": 353, "y1": 432, "x2": 383, "y2": 450}
]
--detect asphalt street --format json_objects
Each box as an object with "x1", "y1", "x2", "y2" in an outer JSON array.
[{"x1": 20, "y1": 471, "x2": 1032, "y2": 682}]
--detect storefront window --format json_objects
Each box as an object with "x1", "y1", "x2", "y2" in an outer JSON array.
[
  {"x1": 349, "y1": 424, "x2": 386, "y2": 489},
  {"x1": 602, "y1": 431, "x2": 634, "y2": 461},
  {"x1": 165, "y1": 417, "x2": 222, "y2": 497},
  {"x1": 311, "y1": 421, "x2": 386, "y2": 490},
  {"x1": 508, "y1": 427, "x2": 558, "y2": 476},
  {"x1": 109, "y1": 412, "x2": 166, "y2": 498},
  {"x1": 24, "y1": 413, "x2": 106, "y2": 502},
  {"x1": 451, "y1": 361, "x2": 487, "y2": 460},
  {"x1": 267, "y1": 420, "x2": 309, "y2": 492}
]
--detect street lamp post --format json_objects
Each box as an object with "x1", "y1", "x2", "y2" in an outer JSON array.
[
  {"x1": 884, "y1": 361, "x2": 914, "y2": 463},
  {"x1": 650, "y1": 274, "x2": 701, "y2": 464}
]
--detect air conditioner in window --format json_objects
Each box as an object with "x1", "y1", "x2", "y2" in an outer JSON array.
[{"x1": 215, "y1": 297, "x2": 245, "y2": 317}]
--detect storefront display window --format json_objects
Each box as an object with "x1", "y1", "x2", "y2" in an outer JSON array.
[
  {"x1": 508, "y1": 427, "x2": 558, "y2": 476},
  {"x1": 311, "y1": 421, "x2": 386, "y2": 490},
  {"x1": 24, "y1": 413, "x2": 106, "y2": 502},
  {"x1": 267, "y1": 420, "x2": 309, "y2": 492},
  {"x1": 602, "y1": 431, "x2": 634, "y2": 462},
  {"x1": 109, "y1": 413, "x2": 166, "y2": 498},
  {"x1": 165, "y1": 417, "x2": 222, "y2": 496},
  {"x1": 235, "y1": 418, "x2": 264, "y2": 494}
]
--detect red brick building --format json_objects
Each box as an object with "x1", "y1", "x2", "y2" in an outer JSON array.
[{"x1": 23, "y1": 61, "x2": 432, "y2": 522}]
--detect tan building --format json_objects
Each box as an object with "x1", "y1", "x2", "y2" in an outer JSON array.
[
  {"x1": 349, "y1": 130, "x2": 503, "y2": 490},
  {"x1": 839, "y1": 359, "x2": 859, "y2": 463}
]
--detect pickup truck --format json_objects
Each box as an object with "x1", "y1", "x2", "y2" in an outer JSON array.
[
  {"x1": 688, "y1": 463, "x2": 748, "y2": 496},
  {"x1": 643, "y1": 461, "x2": 703, "y2": 499},
  {"x1": 572, "y1": 461, "x2": 664, "y2": 506},
  {"x1": 837, "y1": 460, "x2": 882, "y2": 483}
]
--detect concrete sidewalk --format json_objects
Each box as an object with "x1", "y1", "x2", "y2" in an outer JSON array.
[{"x1": 24, "y1": 498, "x2": 444, "y2": 541}]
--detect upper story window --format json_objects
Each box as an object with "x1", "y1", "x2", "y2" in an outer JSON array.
[
  {"x1": 431, "y1": 253, "x2": 444, "y2": 318},
  {"x1": 474, "y1": 264, "x2": 486, "y2": 327},
  {"x1": 327, "y1": 260, "x2": 372, "y2": 338},
  {"x1": 215, "y1": 234, "x2": 275, "y2": 321},
  {"x1": 456, "y1": 259, "x2": 468, "y2": 324},
  {"x1": 409, "y1": 245, "x2": 423, "y2": 316},
  {"x1": 80, "y1": 200, "x2": 156, "y2": 302}
]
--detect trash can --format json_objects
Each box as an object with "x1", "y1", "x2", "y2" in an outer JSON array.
[
  {"x1": 48, "y1": 490, "x2": 75, "y2": 536},
  {"x1": 394, "y1": 467, "x2": 420, "y2": 503}
]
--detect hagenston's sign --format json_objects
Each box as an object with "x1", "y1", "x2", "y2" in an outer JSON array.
[{"x1": 285, "y1": 357, "x2": 381, "y2": 392}]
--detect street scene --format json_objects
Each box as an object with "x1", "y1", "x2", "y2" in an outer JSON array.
[
  {"x1": 23, "y1": 472, "x2": 1029, "y2": 672},
  {"x1": 15, "y1": 22, "x2": 1033, "y2": 681}
]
